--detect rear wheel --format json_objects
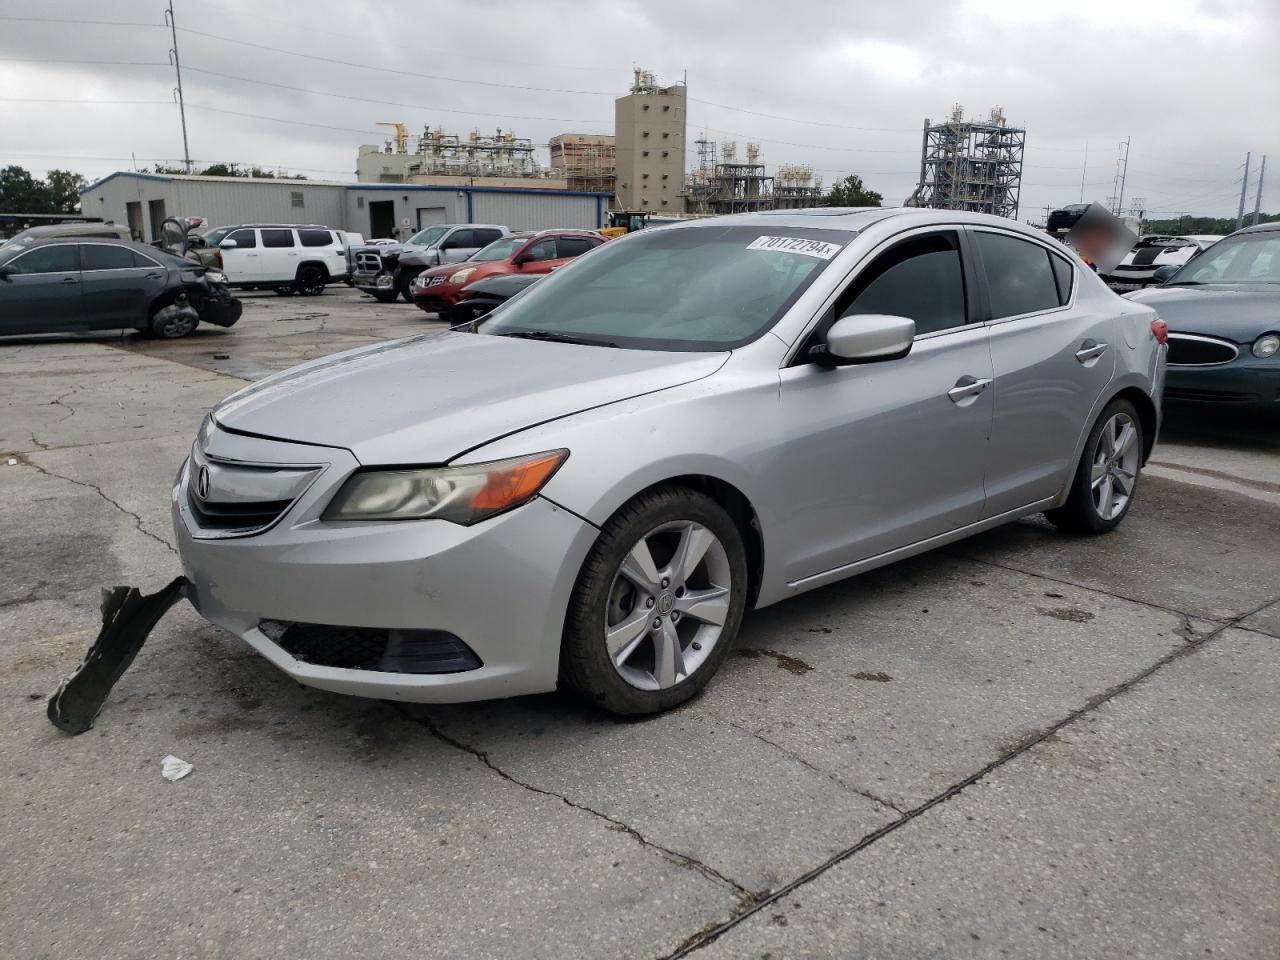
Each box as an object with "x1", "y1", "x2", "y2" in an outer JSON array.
[
  {"x1": 561, "y1": 487, "x2": 748, "y2": 715},
  {"x1": 1046, "y1": 398, "x2": 1144, "y2": 534},
  {"x1": 296, "y1": 265, "x2": 327, "y2": 297}
]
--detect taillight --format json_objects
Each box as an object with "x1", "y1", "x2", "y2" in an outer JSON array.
[{"x1": 1150, "y1": 319, "x2": 1168, "y2": 345}]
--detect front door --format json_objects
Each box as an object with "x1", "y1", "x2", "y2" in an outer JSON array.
[
  {"x1": 0, "y1": 243, "x2": 83, "y2": 334},
  {"x1": 970, "y1": 228, "x2": 1117, "y2": 515},
  {"x1": 775, "y1": 229, "x2": 994, "y2": 583},
  {"x1": 79, "y1": 243, "x2": 168, "y2": 329},
  {"x1": 517, "y1": 236, "x2": 563, "y2": 274},
  {"x1": 218, "y1": 228, "x2": 262, "y2": 284}
]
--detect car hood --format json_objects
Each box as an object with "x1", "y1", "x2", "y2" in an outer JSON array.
[
  {"x1": 212, "y1": 331, "x2": 728, "y2": 464},
  {"x1": 351, "y1": 242, "x2": 418, "y2": 261},
  {"x1": 1124, "y1": 285, "x2": 1279, "y2": 342}
]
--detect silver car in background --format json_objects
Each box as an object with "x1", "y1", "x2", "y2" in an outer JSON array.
[{"x1": 173, "y1": 208, "x2": 1166, "y2": 715}]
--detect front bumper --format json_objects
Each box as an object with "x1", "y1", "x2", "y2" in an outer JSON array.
[
  {"x1": 1164, "y1": 357, "x2": 1280, "y2": 411},
  {"x1": 198, "y1": 294, "x2": 242, "y2": 328},
  {"x1": 352, "y1": 270, "x2": 394, "y2": 293},
  {"x1": 172, "y1": 427, "x2": 599, "y2": 703}
]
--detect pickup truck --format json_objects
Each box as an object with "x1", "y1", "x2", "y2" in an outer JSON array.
[{"x1": 349, "y1": 223, "x2": 509, "y2": 303}]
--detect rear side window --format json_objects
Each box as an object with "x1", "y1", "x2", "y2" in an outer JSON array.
[
  {"x1": 557, "y1": 237, "x2": 600, "y2": 258},
  {"x1": 81, "y1": 244, "x2": 138, "y2": 270},
  {"x1": 1050, "y1": 254, "x2": 1074, "y2": 304},
  {"x1": 298, "y1": 229, "x2": 334, "y2": 247},
  {"x1": 9, "y1": 245, "x2": 80, "y2": 274},
  {"x1": 473, "y1": 229, "x2": 503, "y2": 246},
  {"x1": 976, "y1": 231, "x2": 1061, "y2": 318},
  {"x1": 835, "y1": 231, "x2": 967, "y2": 336},
  {"x1": 260, "y1": 229, "x2": 295, "y2": 248},
  {"x1": 226, "y1": 228, "x2": 257, "y2": 249},
  {"x1": 525, "y1": 238, "x2": 559, "y2": 262}
]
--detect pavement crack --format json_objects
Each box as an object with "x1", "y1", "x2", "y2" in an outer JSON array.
[
  {"x1": 19, "y1": 456, "x2": 177, "y2": 556},
  {"x1": 660, "y1": 594, "x2": 1279, "y2": 958},
  {"x1": 402, "y1": 709, "x2": 758, "y2": 901},
  {"x1": 719, "y1": 716, "x2": 905, "y2": 815}
]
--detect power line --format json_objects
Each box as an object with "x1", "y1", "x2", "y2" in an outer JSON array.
[{"x1": 0, "y1": 15, "x2": 164, "y2": 27}]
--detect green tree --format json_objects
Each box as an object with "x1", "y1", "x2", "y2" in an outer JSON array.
[
  {"x1": 823, "y1": 174, "x2": 882, "y2": 208},
  {"x1": 45, "y1": 169, "x2": 87, "y2": 213},
  {"x1": 0, "y1": 165, "x2": 56, "y2": 214}
]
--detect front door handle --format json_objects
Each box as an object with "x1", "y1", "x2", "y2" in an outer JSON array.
[
  {"x1": 61, "y1": 277, "x2": 79, "y2": 284},
  {"x1": 1075, "y1": 340, "x2": 1109, "y2": 364},
  {"x1": 947, "y1": 375, "x2": 993, "y2": 405}
]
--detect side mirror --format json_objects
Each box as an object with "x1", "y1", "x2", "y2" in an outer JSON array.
[
  {"x1": 512, "y1": 252, "x2": 532, "y2": 266},
  {"x1": 1152, "y1": 264, "x2": 1178, "y2": 284},
  {"x1": 0, "y1": 264, "x2": 14, "y2": 280},
  {"x1": 218, "y1": 238, "x2": 238, "y2": 249},
  {"x1": 811, "y1": 313, "x2": 916, "y2": 366}
]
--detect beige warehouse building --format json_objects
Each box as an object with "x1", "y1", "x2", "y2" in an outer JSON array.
[{"x1": 614, "y1": 70, "x2": 686, "y2": 213}]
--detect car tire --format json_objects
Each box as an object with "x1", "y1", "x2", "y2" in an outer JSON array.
[
  {"x1": 560, "y1": 486, "x2": 748, "y2": 715},
  {"x1": 148, "y1": 301, "x2": 200, "y2": 339},
  {"x1": 397, "y1": 271, "x2": 419, "y2": 303},
  {"x1": 1045, "y1": 397, "x2": 1144, "y2": 535},
  {"x1": 273, "y1": 285, "x2": 296, "y2": 296},
  {"x1": 296, "y1": 265, "x2": 327, "y2": 297}
]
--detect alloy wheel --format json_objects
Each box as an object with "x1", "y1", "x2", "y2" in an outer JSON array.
[
  {"x1": 604, "y1": 520, "x2": 733, "y2": 691},
  {"x1": 1091, "y1": 412, "x2": 1140, "y2": 521}
]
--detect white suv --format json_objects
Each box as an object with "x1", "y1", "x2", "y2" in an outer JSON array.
[{"x1": 215, "y1": 225, "x2": 348, "y2": 297}]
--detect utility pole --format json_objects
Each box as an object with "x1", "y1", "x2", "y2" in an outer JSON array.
[
  {"x1": 165, "y1": 0, "x2": 192, "y2": 173},
  {"x1": 1236, "y1": 152, "x2": 1251, "y2": 230},
  {"x1": 1252, "y1": 155, "x2": 1266, "y2": 226},
  {"x1": 1115, "y1": 137, "x2": 1130, "y2": 217},
  {"x1": 1079, "y1": 141, "x2": 1088, "y2": 203}
]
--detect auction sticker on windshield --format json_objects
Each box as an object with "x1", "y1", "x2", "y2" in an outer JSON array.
[{"x1": 746, "y1": 236, "x2": 842, "y2": 259}]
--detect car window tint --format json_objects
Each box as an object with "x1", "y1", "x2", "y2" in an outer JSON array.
[
  {"x1": 474, "y1": 229, "x2": 503, "y2": 246},
  {"x1": 297, "y1": 229, "x2": 333, "y2": 247},
  {"x1": 557, "y1": 237, "x2": 597, "y2": 258},
  {"x1": 226, "y1": 228, "x2": 257, "y2": 249},
  {"x1": 526, "y1": 238, "x2": 558, "y2": 262},
  {"x1": 81, "y1": 244, "x2": 137, "y2": 271},
  {"x1": 1050, "y1": 253, "x2": 1073, "y2": 304},
  {"x1": 976, "y1": 231, "x2": 1061, "y2": 318},
  {"x1": 836, "y1": 232, "x2": 966, "y2": 336},
  {"x1": 449, "y1": 230, "x2": 475, "y2": 248},
  {"x1": 260, "y1": 229, "x2": 294, "y2": 248},
  {"x1": 9, "y1": 244, "x2": 80, "y2": 274}
]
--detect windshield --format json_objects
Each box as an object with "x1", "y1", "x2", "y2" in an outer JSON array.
[
  {"x1": 1168, "y1": 231, "x2": 1280, "y2": 284},
  {"x1": 471, "y1": 236, "x2": 528, "y2": 262},
  {"x1": 408, "y1": 226, "x2": 448, "y2": 247},
  {"x1": 0, "y1": 234, "x2": 35, "y2": 256},
  {"x1": 478, "y1": 225, "x2": 849, "y2": 350},
  {"x1": 203, "y1": 227, "x2": 232, "y2": 246}
]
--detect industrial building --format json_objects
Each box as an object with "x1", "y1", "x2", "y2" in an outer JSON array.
[
  {"x1": 913, "y1": 105, "x2": 1025, "y2": 218},
  {"x1": 548, "y1": 134, "x2": 616, "y2": 195},
  {"x1": 684, "y1": 140, "x2": 823, "y2": 215},
  {"x1": 79, "y1": 172, "x2": 610, "y2": 243},
  {"x1": 614, "y1": 70, "x2": 687, "y2": 212}
]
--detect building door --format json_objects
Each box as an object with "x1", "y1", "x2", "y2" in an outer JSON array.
[
  {"x1": 146, "y1": 199, "x2": 166, "y2": 242},
  {"x1": 368, "y1": 200, "x2": 395, "y2": 240},
  {"x1": 416, "y1": 206, "x2": 447, "y2": 229},
  {"x1": 126, "y1": 201, "x2": 144, "y2": 241}
]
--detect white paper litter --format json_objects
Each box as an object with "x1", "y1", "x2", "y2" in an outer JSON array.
[
  {"x1": 6, "y1": 458, "x2": 16, "y2": 466},
  {"x1": 161, "y1": 755, "x2": 193, "y2": 781}
]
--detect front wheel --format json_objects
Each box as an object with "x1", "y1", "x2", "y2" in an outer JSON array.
[
  {"x1": 397, "y1": 271, "x2": 419, "y2": 303},
  {"x1": 561, "y1": 487, "x2": 748, "y2": 715},
  {"x1": 1046, "y1": 398, "x2": 1144, "y2": 534},
  {"x1": 296, "y1": 265, "x2": 327, "y2": 297},
  {"x1": 149, "y1": 301, "x2": 199, "y2": 338}
]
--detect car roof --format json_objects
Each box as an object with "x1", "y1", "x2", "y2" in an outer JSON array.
[
  {"x1": 216, "y1": 223, "x2": 333, "y2": 230},
  {"x1": 666, "y1": 206, "x2": 1050, "y2": 238},
  {"x1": 19, "y1": 222, "x2": 127, "y2": 237},
  {"x1": 1231, "y1": 221, "x2": 1280, "y2": 236}
]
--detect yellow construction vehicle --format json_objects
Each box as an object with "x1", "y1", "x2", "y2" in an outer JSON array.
[{"x1": 600, "y1": 210, "x2": 650, "y2": 238}]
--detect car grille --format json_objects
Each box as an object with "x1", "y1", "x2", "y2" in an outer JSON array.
[
  {"x1": 184, "y1": 444, "x2": 322, "y2": 539},
  {"x1": 1167, "y1": 334, "x2": 1238, "y2": 366},
  {"x1": 355, "y1": 251, "x2": 382, "y2": 272},
  {"x1": 427, "y1": 276, "x2": 445, "y2": 286},
  {"x1": 186, "y1": 492, "x2": 293, "y2": 531},
  {"x1": 259, "y1": 621, "x2": 483, "y2": 674}
]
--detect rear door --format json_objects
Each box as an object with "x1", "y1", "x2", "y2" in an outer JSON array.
[
  {"x1": 973, "y1": 227, "x2": 1116, "y2": 515},
  {"x1": 0, "y1": 243, "x2": 83, "y2": 334},
  {"x1": 80, "y1": 243, "x2": 168, "y2": 328},
  {"x1": 259, "y1": 228, "x2": 298, "y2": 283},
  {"x1": 776, "y1": 227, "x2": 994, "y2": 581}
]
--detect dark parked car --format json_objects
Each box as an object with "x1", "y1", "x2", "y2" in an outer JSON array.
[
  {"x1": 0, "y1": 237, "x2": 241, "y2": 339},
  {"x1": 1046, "y1": 203, "x2": 1090, "y2": 235},
  {"x1": 1126, "y1": 221, "x2": 1279, "y2": 412},
  {"x1": 445, "y1": 273, "x2": 541, "y2": 324}
]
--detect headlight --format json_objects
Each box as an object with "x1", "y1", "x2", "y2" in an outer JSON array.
[
  {"x1": 1252, "y1": 333, "x2": 1279, "y2": 359},
  {"x1": 204, "y1": 270, "x2": 227, "y2": 284},
  {"x1": 449, "y1": 267, "x2": 477, "y2": 286},
  {"x1": 323, "y1": 450, "x2": 568, "y2": 524}
]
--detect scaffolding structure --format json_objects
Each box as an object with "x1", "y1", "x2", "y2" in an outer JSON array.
[
  {"x1": 916, "y1": 105, "x2": 1025, "y2": 218},
  {"x1": 549, "y1": 134, "x2": 616, "y2": 193},
  {"x1": 773, "y1": 163, "x2": 824, "y2": 209},
  {"x1": 376, "y1": 124, "x2": 544, "y2": 179},
  {"x1": 683, "y1": 141, "x2": 823, "y2": 214}
]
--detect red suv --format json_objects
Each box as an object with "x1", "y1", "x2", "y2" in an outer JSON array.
[{"x1": 412, "y1": 229, "x2": 606, "y2": 318}]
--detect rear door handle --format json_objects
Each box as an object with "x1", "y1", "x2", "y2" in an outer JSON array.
[
  {"x1": 1075, "y1": 340, "x2": 1109, "y2": 364},
  {"x1": 947, "y1": 375, "x2": 993, "y2": 405},
  {"x1": 61, "y1": 277, "x2": 79, "y2": 284}
]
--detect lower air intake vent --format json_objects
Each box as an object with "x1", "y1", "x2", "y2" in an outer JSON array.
[{"x1": 260, "y1": 621, "x2": 482, "y2": 674}]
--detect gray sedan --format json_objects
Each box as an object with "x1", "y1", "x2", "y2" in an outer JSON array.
[{"x1": 173, "y1": 209, "x2": 1166, "y2": 715}]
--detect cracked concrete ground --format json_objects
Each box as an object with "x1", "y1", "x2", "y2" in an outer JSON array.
[{"x1": 1, "y1": 287, "x2": 1277, "y2": 959}]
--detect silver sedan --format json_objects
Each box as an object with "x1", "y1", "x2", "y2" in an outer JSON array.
[{"x1": 173, "y1": 208, "x2": 1166, "y2": 715}]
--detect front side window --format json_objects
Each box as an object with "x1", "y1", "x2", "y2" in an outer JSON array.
[
  {"x1": 835, "y1": 232, "x2": 967, "y2": 336},
  {"x1": 479, "y1": 225, "x2": 847, "y2": 350},
  {"x1": 1169, "y1": 232, "x2": 1280, "y2": 284},
  {"x1": 8, "y1": 244, "x2": 80, "y2": 274},
  {"x1": 226, "y1": 228, "x2": 257, "y2": 249},
  {"x1": 260, "y1": 229, "x2": 295, "y2": 248},
  {"x1": 81, "y1": 244, "x2": 138, "y2": 271},
  {"x1": 444, "y1": 230, "x2": 474, "y2": 249},
  {"x1": 524, "y1": 238, "x2": 559, "y2": 262},
  {"x1": 975, "y1": 231, "x2": 1062, "y2": 318}
]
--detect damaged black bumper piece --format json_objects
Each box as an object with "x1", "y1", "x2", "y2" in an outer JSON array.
[{"x1": 47, "y1": 577, "x2": 190, "y2": 735}]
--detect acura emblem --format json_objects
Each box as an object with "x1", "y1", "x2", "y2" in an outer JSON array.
[{"x1": 196, "y1": 465, "x2": 211, "y2": 500}]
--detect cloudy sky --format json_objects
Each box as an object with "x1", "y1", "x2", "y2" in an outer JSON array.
[{"x1": 2, "y1": 0, "x2": 1276, "y2": 221}]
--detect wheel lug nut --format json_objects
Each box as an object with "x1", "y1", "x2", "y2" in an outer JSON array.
[
  {"x1": 671, "y1": 612, "x2": 680, "y2": 622},
  {"x1": 653, "y1": 618, "x2": 662, "y2": 629},
  {"x1": 691, "y1": 641, "x2": 702, "y2": 651},
  {"x1": 661, "y1": 578, "x2": 670, "y2": 589},
  {"x1": 645, "y1": 597, "x2": 654, "y2": 608}
]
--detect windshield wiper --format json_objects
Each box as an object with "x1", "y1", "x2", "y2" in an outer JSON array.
[{"x1": 496, "y1": 330, "x2": 618, "y2": 347}]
